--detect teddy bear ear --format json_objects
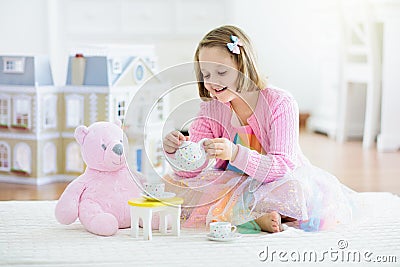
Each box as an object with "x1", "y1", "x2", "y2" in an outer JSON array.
[
  {"x1": 74, "y1": 125, "x2": 89, "y2": 145},
  {"x1": 114, "y1": 119, "x2": 122, "y2": 128}
]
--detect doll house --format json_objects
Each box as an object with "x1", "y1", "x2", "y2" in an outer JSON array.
[
  {"x1": 63, "y1": 52, "x2": 168, "y2": 179},
  {"x1": 0, "y1": 48, "x2": 167, "y2": 185},
  {"x1": 0, "y1": 55, "x2": 62, "y2": 184},
  {"x1": 64, "y1": 53, "x2": 158, "y2": 125}
]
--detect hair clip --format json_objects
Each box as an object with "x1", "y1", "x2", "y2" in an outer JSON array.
[{"x1": 227, "y1": 35, "x2": 243, "y2": 54}]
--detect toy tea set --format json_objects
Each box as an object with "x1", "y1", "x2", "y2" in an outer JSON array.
[
  {"x1": 142, "y1": 139, "x2": 210, "y2": 199},
  {"x1": 141, "y1": 139, "x2": 241, "y2": 241},
  {"x1": 207, "y1": 221, "x2": 241, "y2": 242},
  {"x1": 55, "y1": 124, "x2": 240, "y2": 241},
  {"x1": 165, "y1": 138, "x2": 210, "y2": 172}
]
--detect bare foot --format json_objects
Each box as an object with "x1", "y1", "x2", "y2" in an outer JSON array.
[{"x1": 255, "y1": 211, "x2": 282, "y2": 233}]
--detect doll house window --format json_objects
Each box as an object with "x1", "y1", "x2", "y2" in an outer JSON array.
[
  {"x1": 43, "y1": 142, "x2": 57, "y2": 174},
  {"x1": 133, "y1": 62, "x2": 145, "y2": 83},
  {"x1": 65, "y1": 95, "x2": 84, "y2": 128},
  {"x1": 13, "y1": 142, "x2": 31, "y2": 174},
  {"x1": 112, "y1": 58, "x2": 122, "y2": 74},
  {"x1": 0, "y1": 142, "x2": 10, "y2": 171},
  {"x1": 13, "y1": 96, "x2": 31, "y2": 129},
  {"x1": 156, "y1": 98, "x2": 165, "y2": 120},
  {"x1": 66, "y1": 142, "x2": 83, "y2": 172},
  {"x1": 43, "y1": 95, "x2": 57, "y2": 129},
  {"x1": 0, "y1": 96, "x2": 10, "y2": 127},
  {"x1": 3, "y1": 57, "x2": 25, "y2": 74},
  {"x1": 116, "y1": 99, "x2": 126, "y2": 124}
]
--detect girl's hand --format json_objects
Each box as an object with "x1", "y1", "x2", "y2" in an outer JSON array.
[
  {"x1": 203, "y1": 138, "x2": 238, "y2": 161},
  {"x1": 163, "y1": 131, "x2": 189, "y2": 154}
]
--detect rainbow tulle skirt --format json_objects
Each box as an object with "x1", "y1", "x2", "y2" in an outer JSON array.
[{"x1": 164, "y1": 165, "x2": 355, "y2": 232}]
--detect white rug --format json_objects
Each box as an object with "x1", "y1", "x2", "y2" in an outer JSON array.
[{"x1": 1, "y1": 192, "x2": 400, "y2": 267}]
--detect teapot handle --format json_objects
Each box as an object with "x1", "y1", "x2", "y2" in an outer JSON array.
[
  {"x1": 198, "y1": 138, "x2": 209, "y2": 148},
  {"x1": 198, "y1": 138, "x2": 217, "y2": 170},
  {"x1": 198, "y1": 138, "x2": 210, "y2": 159},
  {"x1": 199, "y1": 138, "x2": 212, "y2": 158}
]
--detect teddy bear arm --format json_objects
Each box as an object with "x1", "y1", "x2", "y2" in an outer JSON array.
[{"x1": 55, "y1": 178, "x2": 86, "y2": 225}]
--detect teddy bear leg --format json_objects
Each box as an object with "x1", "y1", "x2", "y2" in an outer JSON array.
[{"x1": 79, "y1": 199, "x2": 119, "y2": 236}]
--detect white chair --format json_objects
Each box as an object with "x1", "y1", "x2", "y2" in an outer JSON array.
[
  {"x1": 128, "y1": 197, "x2": 183, "y2": 241},
  {"x1": 337, "y1": 0, "x2": 381, "y2": 149}
]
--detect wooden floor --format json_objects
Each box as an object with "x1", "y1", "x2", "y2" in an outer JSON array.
[{"x1": 0, "y1": 130, "x2": 399, "y2": 201}]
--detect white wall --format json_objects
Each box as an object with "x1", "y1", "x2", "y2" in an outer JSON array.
[
  {"x1": 0, "y1": 0, "x2": 49, "y2": 54},
  {"x1": 231, "y1": 0, "x2": 341, "y2": 113},
  {"x1": 0, "y1": 0, "x2": 341, "y2": 114}
]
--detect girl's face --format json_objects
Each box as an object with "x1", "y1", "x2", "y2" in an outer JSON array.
[{"x1": 198, "y1": 46, "x2": 240, "y2": 103}]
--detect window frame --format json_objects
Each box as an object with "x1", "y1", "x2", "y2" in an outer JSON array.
[
  {"x1": 43, "y1": 94, "x2": 58, "y2": 129},
  {"x1": 2, "y1": 57, "x2": 25, "y2": 74},
  {"x1": 13, "y1": 142, "x2": 31, "y2": 174},
  {"x1": 13, "y1": 95, "x2": 31, "y2": 129},
  {"x1": 0, "y1": 142, "x2": 11, "y2": 172},
  {"x1": 0, "y1": 95, "x2": 11, "y2": 127},
  {"x1": 65, "y1": 94, "x2": 84, "y2": 128}
]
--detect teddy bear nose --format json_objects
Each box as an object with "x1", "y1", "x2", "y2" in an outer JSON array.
[{"x1": 112, "y1": 144, "x2": 123, "y2": 156}]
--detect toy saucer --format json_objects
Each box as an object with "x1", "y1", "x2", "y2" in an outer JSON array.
[
  {"x1": 206, "y1": 233, "x2": 242, "y2": 242},
  {"x1": 142, "y1": 192, "x2": 176, "y2": 201}
]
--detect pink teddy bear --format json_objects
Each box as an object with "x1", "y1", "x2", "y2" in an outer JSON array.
[{"x1": 55, "y1": 121, "x2": 142, "y2": 236}]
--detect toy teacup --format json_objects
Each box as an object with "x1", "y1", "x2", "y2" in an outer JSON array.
[
  {"x1": 143, "y1": 182, "x2": 165, "y2": 198},
  {"x1": 209, "y1": 221, "x2": 237, "y2": 238}
]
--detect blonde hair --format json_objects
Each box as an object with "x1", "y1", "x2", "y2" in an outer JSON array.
[{"x1": 194, "y1": 25, "x2": 267, "y2": 100}]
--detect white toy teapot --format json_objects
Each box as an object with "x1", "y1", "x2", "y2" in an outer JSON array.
[{"x1": 166, "y1": 138, "x2": 209, "y2": 172}]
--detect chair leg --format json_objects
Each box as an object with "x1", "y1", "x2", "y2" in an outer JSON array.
[
  {"x1": 363, "y1": 82, "x2": 380, "y2": 149},
  {"x1": 159, "y1": 211, "x2": 168, "y2": 234},
  {"x1": 130, "y1": 207, "x2": 139, "y2": 238},
  {"x1": 170, "y1": 205, "x2": 181, "y2": 236},
  {"x1": 142, "y1": 208, "x2": 153, "y2": 240},
  {"x1": 337, "y1": 82, "x2": 349, "y2": 143}
]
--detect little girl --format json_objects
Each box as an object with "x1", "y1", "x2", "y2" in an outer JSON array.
[{"x1": 163, "y1": 25, "x2": 354, "y2": 233}]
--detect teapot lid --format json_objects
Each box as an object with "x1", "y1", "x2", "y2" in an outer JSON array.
[{"x1": 178, "y1": 141, "x2": 192, "y2": 149}]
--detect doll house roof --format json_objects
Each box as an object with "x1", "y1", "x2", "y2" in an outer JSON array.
[
  {"x1": 65, "y1": 55, "x2": 154, "y2": 86},
  {"x1": 0, "y1": 55, "x2": 53, "y2": 86}
]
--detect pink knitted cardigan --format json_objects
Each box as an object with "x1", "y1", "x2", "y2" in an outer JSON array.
[{"x1": 174, "y1": 87, "x2": 309, "y2": 182}]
